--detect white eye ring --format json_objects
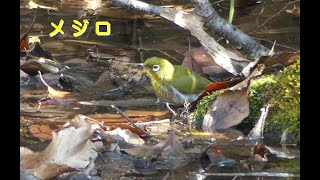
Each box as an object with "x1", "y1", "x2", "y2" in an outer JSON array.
[{"x1": 152, "y1": 65, "x2": 160, "y2": 72}]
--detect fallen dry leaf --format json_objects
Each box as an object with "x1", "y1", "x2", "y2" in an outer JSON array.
[
  {"x1": 110, "y1": 124, "x2": 146, "y2": 137},
  {"x1": 108, "y1": 127, "x2": 145, "y2": 145},
  {"x1": 38, "y1": 71, "x2": 72, "y2": 98},
  {"x1": 162, "y1": 130, "x2": 190, "y2": 160},
  {"x1": 202, "y1": 87, "x2": 249, "y2": 131},
  {"x1": 28, "y1": 1, "x2": 58, "y2": 11},
  {"x1": 21, "y1": 125, "x2": 97, "y2": 179},
  {"x1": 28, "y1": 125, "x2": 53, "y2": 142},
  {"x1": 69, "y1": 114, "x2": 105, "y2": 131},
  {"x1": 47, "y1": 86, "x2": 72, "y2": 98},
  {"x1": 82, "y1": 109, "x2": 167, "y2": 125},
  {"x1": 179, "y1": 46, "x2": 234, "y2": 81},
  {"x1": 94, "y1": 70, "x2": 119, "y2": 90},
  {"x1": 190, "y1": 76, "x2": 245, "y2": 110},
  {"x1": 262, "y1": 51, "x2": 300, "y2": 72},
  {"x1": 20, "y1": 8, "x2": 37, "y2": 52},
  {"x1": 20, "y1": 58, "x2": 59, "y2": 75}
]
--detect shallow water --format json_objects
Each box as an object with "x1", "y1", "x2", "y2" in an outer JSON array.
[{"x1": 20, "y1": 0, "x2": 300, "y2": 179}]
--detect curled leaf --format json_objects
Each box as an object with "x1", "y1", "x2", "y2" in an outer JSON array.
[
  {"x1": 203, "y1": 88, "x2": 249, "y2": 131},
  {"x1": 38, "y1": 71, "x2": 72, "y2": 98}
]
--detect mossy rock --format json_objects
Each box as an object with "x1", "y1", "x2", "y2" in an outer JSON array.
[
  {"x1": 237, "y1": 74, "x2": 277, "y2": 134},
  {"x1": 265, "y1": 58, "x2": 300, "y2": 143},
  {"x1": 192, "y1": 57, "x2": 300, "y2": 143},
  {"x1": 191, "y1": 75, "x2": 277, "y2": 131}
]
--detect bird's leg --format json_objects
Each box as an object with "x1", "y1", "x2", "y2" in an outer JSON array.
[
  {"x1": 166, "y1": 102, "x2": 177, "y2": 117},
  {"x1": 166, "y1": 102, "x2": 177, "y2": 131},
  {"x1": 155, "y1": 97, "x2": 161, "y2": 104}
]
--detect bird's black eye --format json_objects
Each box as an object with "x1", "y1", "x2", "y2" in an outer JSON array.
[{"x1": 152, "y1": 65, "x2": 160, "y2": 72}]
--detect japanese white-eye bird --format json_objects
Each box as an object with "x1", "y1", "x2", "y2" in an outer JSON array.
[{"x1": 142, "y1": 57, "x2": 212, "y2": 105}]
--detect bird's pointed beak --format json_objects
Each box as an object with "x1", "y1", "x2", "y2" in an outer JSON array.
[{"x1": 134, "y1": 63, "x2": 144, "y2": 69}]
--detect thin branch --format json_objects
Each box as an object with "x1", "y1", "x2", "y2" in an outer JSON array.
[
  {"x1": 111, "y1": 0, "x2": 270, "y2": 73},
  {"x1": 20, "y1": 7, "x2": 38, "y2": 41},
  {"x1": 111, "y1": 0, "x2": 162, "y2": 15},
  {"x1": 253, "y1": 37, "x2": 299, "y2": 51},
  {"x1": 248, "y1": 0, "x2": 298, "y2": 35},
  {"x1": 191, "y1": 0, "x2": 270, "y2": 59},
  {"x1": 110, "y1": 105, "x2": 151, "y2": 136},
  {"x1": 92, "y1": 148, "x2": 107, "y2": 163},
  {"x1": 38, "y1": 71, "x2": 50, "y2": 87},
  {"x1": 166, "y1": 102, "x2": 177, "y2": 117}
]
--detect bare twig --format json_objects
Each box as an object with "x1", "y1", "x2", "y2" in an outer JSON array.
[
  {"x1": 112, "y1": 0, "x2": 162, "y2": 15},
  {"x1": 111, "y1": 0, "x2": 268, "y2": 75},
  {"x1": 20, "y1": 7, "x2": 38, "y2": 42},
  {"x1": 253, "y1": 37, "x2": 299, "y2": 51},
  {"x1": 110, "y1": 105, "x2": 150, "y2": 136},
  {"x1": 248, "y1": 0, "x2": 298, "y2": 35},
  {"x1": 166, "y1": 102, "x2": 177, "y2": 117},
  {"x1": 92, "y1": 148, "x2": 107, "y2": 163},
  {"x1": 191, "y1": 0, "x2": 270, "y2": 59},
  {"x1": 38, "y1": 71, "x2": 50, "y2": 87},
  {"x1": 162, "y1": 172, "x2": 170, "y2": 180}
]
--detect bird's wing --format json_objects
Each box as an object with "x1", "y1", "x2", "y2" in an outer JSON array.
[{"x1": 171, "y1": 66, "x2": 211, "y2": 94}]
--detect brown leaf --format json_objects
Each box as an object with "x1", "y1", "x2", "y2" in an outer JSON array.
[
  {"x1": 20, "y1": 8, "x2": 37, "y2": 52},
  {"x1": 263, "y1": 51, "x2": 300, "y2": 71},
  {"x1": 21, "y1": 125, "x2": 97, "y2": 179},
  {"x1": 94, "y1": 71, "x2": 119, "y2": 90},
  {"x1": 70, "y1": 114, "x2": 106, "y2": 130},
  {"x1": 180, "y1": 46, "x2": 233, "y2": 80},
  {"x1": 161, "y1": 130, "x2": 190, "y2": 160},
  {"x1": 124, "y1": 110, "x2": 167, "y2": 117},
  {"x1": 47, "y1": 86, "x2": 72, "y2": 98},
  {"x1": 202, "y1": 88, "x2": 249, "y2": 131},
  {"x1": 210, "y1": 145, "x2": 224, "y2": 157},
  {"x1": 254, "y1": 143, "x2": 266, "y2": 158},
  {"x1": 189, "y1": 77, "x2": 245, "y2": 111},
  {"x1": 87, "y1": 110, "x2": 167, "y2": 125},
  {"x1": 110, "y1": 124, "x2": 146, "y2": 137},
  {"x1": 20, "y1": 39, "x2": 30, "y2": 52},
  {"x1": 181, "y1": 55, "x2": 203, "y2": 75},
  {"x1": 28, "y1": 125, "x2": 53, "y2": 142}
]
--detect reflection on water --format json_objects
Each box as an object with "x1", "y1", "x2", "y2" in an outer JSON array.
[{"x1": 20, "y1": 0, "x2": 300, "y2": 179}]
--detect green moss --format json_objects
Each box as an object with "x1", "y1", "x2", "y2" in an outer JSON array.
[
  {"x1": 238, "y1": 75, "x2": 277, "y2": 133},
  {"x1": 268, "y1": 159, "x2": 300, "y2": 174},
  {"x1": 265, "y1": 59, "x2": 300, "y2": 143},
  {"x1": 191, "y1": 57, "x2": 300, "y2": 143},
  {"x1": 192, "y1": 75, "x2": 277, "y2": 131}
]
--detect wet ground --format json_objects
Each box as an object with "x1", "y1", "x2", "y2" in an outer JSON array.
[{"x1": 20, "y1": 0, "x2": 300, "y2": 179}]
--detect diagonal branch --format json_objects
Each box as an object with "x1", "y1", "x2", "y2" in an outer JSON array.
[
  {"x1": 111, "y1": 0, "x2": 269, "y2": 75},
  {"x1": 191, "y1": 0, "x2": 270, "y2": 59}
]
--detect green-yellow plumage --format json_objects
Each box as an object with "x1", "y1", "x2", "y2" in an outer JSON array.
[{"x1": 143, "y1": 57, "x2": 212, "y2": 105}]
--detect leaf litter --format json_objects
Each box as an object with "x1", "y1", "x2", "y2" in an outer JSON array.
[{"x1": 20, "y1": 0, "x2": 300, "y2": 179}]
